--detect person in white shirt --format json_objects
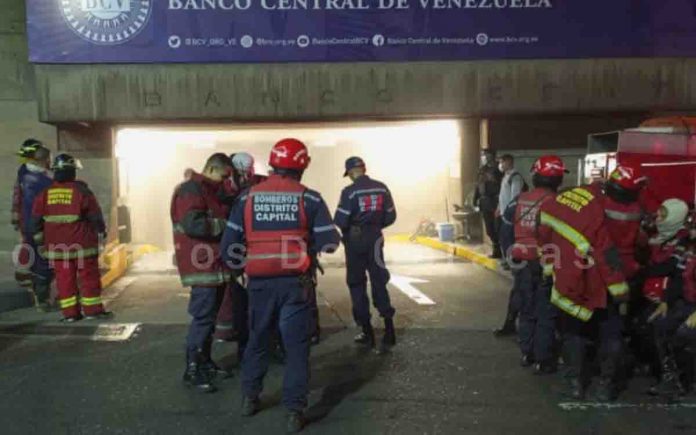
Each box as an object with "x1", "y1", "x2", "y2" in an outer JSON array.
[{"x1": 497, "y1": 154, "x2": 526, "y2": 217}]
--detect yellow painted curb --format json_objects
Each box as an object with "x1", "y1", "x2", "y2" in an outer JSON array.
[
  {"x1": 133, "y1": 244, "x2": 161, "y2": 261},
  {"x1": 100, "y1": 244, "x2": 130, "y2": 289},
  {"x1": 405, "y1": 235, "x2": 499, "y2": 272}
]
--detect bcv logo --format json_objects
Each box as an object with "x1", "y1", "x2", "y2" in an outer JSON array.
[
  {"x1": 61, "y1": 0, "x2": 152, "y2": 45},
  {"x1": 82, "y1": 0, "x2": 131, "y2": 17}
]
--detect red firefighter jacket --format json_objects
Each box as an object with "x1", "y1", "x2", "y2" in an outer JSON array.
[
  {"x1": 643, "y1": 230, "x2": 691, "y2": 303},
  {"x1": 602, "y1": 195, "x2": 643, "y2": 278},
  {"x1": 243, "y1": 175, "x2": 310, "y2": 278},
  {"x1": 31, "y1": 180, "x2": 106, "y2": 260},
  {"x1": 170, "y1": 172, "x2": 230, "y2": 287},
  {"x1": 538, "y1": 184, "x2": 629, "y2": 321},
  {"x1": 511, "y1": 187, "x2": 556, "y2": 261}
]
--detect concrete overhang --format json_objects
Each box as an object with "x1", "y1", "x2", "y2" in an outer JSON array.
[{"x1": 34, "y1": 57, "x2": 696, "y2": 123}]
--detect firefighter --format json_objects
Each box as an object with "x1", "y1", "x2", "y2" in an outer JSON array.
[
  {"x1": 509, "y1": 156, "x2": 567, "y2": 374},
  {"x1": 334, "y1": 156, "x2": 397, "y2": 352},
  {"x1": 12, "y1": 139, "x2": 44, "y2": 291},
  {"x1": 602, "y1": 165, "x2": 648, "y2": 280},
  {"x1": 220, "y1": 138, "x2": 339, "y2": 433},
  {"x1": 644, "y1": 199, "x2": 692, "y2": 398},
  {"x1": 171, "y1": 153, "x2": 235, "y2": 393},
  {"x1": 19, "y1": 143, "x2": 54, "y2": 311},
  {"x1": 31, "y1": 154, "x2": 110, "y2": 322},
  {"x1": 538, "y1": 182, "x2": 629, "y2": 401}
]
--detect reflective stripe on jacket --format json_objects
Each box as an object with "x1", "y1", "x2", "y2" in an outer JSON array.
[
  {"x1": 537, "y1": 184, "x2": 628, "y2": 321},
  {"x1": 31, "y1": 180, "x2": 105, "y2": 260}
]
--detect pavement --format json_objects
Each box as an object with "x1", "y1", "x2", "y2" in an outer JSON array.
[{"x1": 1, "y1": 242, "x2": 695, "y2": 434}]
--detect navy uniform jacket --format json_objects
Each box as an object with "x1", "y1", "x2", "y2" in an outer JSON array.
[
  {"x1": 221, "y1": 186, "x2": 341, "y2": 274},
  {"x1": 334, "y1": 175, "x2": 396, "y2": 238},
  {"x1": 20, "y1": 166, "x2": 53, "y2": 239}
]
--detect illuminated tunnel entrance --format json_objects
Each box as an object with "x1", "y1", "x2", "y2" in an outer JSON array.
[{"x1": 114, "y1": 120, "x2": 465, "y2": 251}]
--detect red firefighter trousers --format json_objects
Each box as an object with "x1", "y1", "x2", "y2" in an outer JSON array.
[{"x1": 54, "y1": 257, "x2": 105, "y2": 318}]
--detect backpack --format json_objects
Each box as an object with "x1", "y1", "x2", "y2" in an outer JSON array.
[{"x1": 508, "y1": 172, "x2": 529, "y2": 193}]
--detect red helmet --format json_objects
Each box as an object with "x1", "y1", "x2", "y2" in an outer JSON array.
[
  {"x1": 609, "y1": 165, "x2": 647, "y2": 191},
  {"x1": 531, "y1": 155, "x2": 568, "y2": 177},
  {"x1": 269, "y1": 138, "x2": 311, "y2": 170}
]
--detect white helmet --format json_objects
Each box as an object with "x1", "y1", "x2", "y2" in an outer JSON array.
[{"x1": 231, "y1": 152, "x2": 255, "y2": 177}]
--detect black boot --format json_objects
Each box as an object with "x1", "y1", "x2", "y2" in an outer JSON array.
[
  {"x1": 286, "y1": 410, "x2": 306, "y2": 433},
  {"x1": 201, "y1": 359, "x2": 233, "y2": 380},
  {"x1": 595, "y1": 378, "x2": 618, "y2": 402},
  {"x1": 649, "y1": 354, "x2": 684, "y2": 400},
  {"x1": 383, "y1": 318, "x2": 396, "y2": 346},
  {"x1": 520, "y1": 354, "x2": 534, "y2": 368},
  {"x1": 183, "y1": 350, "x2": 216, "y2": 393},
  {"x1": 493, "y1": 314, "x2": 517, "y2": 337},
  {"x1": 533, "y1": 359, "x2": 558, "y2": 375},
  {"x1": 354, "y1": 323, "x2": 375, "y2": 347},
  {"x1": 568, "y1": 377, "x2": 585, "y2": 400},
  {"x1": 377, "y1": 318, "x2": 396, "y2": 354},
  {"x1": 199, "y1": 339, "x2": 232, "y2": 379},
  {"x1": 564, "y1": 335, "x2": 587, "y2": 400},
  {"x1": 241, "y1": 396, "x2": 260, "y2": 417}
]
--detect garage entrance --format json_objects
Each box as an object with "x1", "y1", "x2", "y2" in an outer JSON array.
[{"x1": 114, "y1": 120, "x2": 464, "y2": 250}]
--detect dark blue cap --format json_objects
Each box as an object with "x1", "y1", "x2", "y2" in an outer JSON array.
[{"x1": 344, "y1": 156, "x2": 366, "y2": 177}]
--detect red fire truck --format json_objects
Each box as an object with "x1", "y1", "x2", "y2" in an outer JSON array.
[{"x1": 585, "y1": 116, "x2": 696, "y2": 212}]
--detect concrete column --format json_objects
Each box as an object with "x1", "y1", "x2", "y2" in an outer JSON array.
[
  {"x1": 457, "y1": 118, "x2": 484, "y2": 243},
  {"x1": 459, "y1": 118, "x2": 481, "y2": 204}
]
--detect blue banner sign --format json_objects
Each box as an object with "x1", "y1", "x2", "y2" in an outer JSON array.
[{"x1": 26, "y1": 0, "x2": 696, "y2": 63}]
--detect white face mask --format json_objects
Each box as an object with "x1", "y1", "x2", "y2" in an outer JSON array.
[{"x1": 498, "y1": 163, "x2": 505, "y2": 172}]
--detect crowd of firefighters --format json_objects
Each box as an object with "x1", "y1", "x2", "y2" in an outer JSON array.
[
  {"x1": 478, "y1": 150, "x2": 696, "y2": 402},
  {"x1": 12, "y1": 134, "x2": 696, "y2": 430},
  {"x1": 12, "y1": 137, "x2": 397, "y2": 432}
]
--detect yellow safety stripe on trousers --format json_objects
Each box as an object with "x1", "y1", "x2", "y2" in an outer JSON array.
[
  {"x1": 44, "y1": 214, "x2": 80, "y2": 223},
  {"x1": 80, "y1": 296, "x2": 103, "y2": 306},
  {"x1": 540, "y1": 212, "x2": 591, "y2": 255},
  {"x1": 33, "y1": 232, "x2": 44, "y2": 244},
  {"x1": 45, "y1": 247, "x2": 99, "y2": 260},
  {"x1": 59, "y1": 296, "x2": 78, "y2": 309},
  {"x1": 550, "y1": 287, "x2": 594, "y2": 322},
  {"x1": 181, "y1": 271, "x2": 231, "y2": 287},
  {"x1": 608, "y1": 281, "x2": 629, "y2": 297}
]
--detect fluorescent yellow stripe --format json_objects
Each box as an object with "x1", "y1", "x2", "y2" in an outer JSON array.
[
  {"x1": 45, "y1": 247, "x2": 99, "y2": 260},
  {"x1": 48, "y1": 188, "x2": 73, "y2": 195},
  {"x1": 33, "y1": 232, "x2": 44, "y2": 244},
  {"x1": 608, "y1": 282, "x2": 629, "y2": 297},
  {"x1": 181, "y1": 272, "x2": 231, "y2": 287},
  {"x1": 540, "y1": 212, "x2": 591, "y2": 255},
  {"x1": 59, "y1": 296, "x2": 78, "y2": 309},
  {"x1": 44, "y1": 215, "x2": 80, "y2": 223},
  {"x1": 542, "y1": 263, "x2": 554, "y2": 277},
  {"x1": 80, "y1": 296, "x2": 103, "y2": 306},
  {"x1": 550, "y1": 288, "x2": 593, "y2": 322}
]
